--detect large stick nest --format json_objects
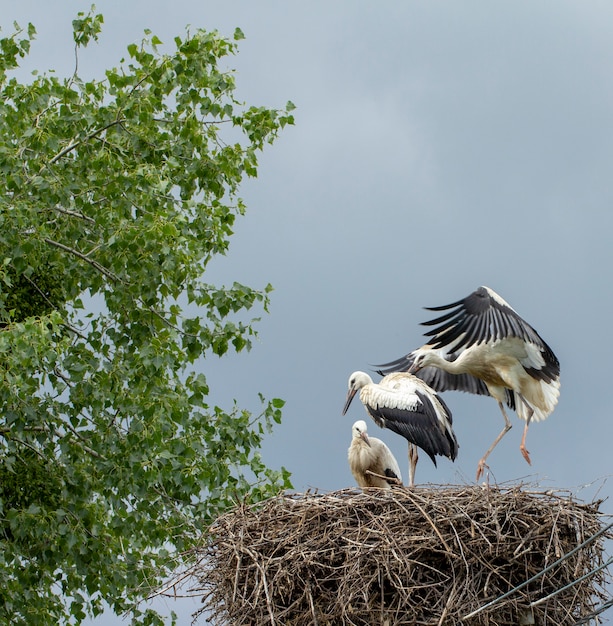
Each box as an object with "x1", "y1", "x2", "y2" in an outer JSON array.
[{"x1": 192, "y1": 485, "x2": 612, "y2": 625}]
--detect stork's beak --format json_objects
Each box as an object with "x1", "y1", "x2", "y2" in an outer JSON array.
[
  {"x1": 408, "y1": 361, "x2": 420, "y2": 374},
  {"x1": 342, "y1": 388, "x2": 357, "y2": 415},
  {"x1": 361, "y1": 431, "x2": 371, "y2": 447}
]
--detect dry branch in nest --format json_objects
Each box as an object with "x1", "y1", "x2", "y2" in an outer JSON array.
[{"x1": 191, "y1": 485, "x2": 612, "y2": 625}]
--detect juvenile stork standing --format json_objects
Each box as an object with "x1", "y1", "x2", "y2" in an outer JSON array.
[
  {"x1": 343, "y1": 371, "x2": 458, "y2": 487},
  {"x1": 377, "y1": 286, "x2": 560, "y2": 480},
  {"x1": 348, "y1": 420, "x2": 402, "y2": 489}
]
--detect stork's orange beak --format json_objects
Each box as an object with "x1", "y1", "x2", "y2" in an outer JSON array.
[
  {"x1": 342, "y1": 388, "x2": 357, "y2": 415},
  {"x1": 361, "y1": 431, "x2": 371, "y2": 447}
]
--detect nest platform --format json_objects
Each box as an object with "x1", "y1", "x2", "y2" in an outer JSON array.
[{"x1": 192, "y1": 485, "x2": 612, "y2": 625}]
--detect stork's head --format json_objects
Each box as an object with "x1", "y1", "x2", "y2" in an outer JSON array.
[
  {"x1": 342, "y1": 371, "x2": 373, "y2": 415},
  {"x1": 408, "y1": 348, "x2": 436, "y2": 374},
  {"x1": 351, "y1": 420, "x2": 371, "y2": 446}
]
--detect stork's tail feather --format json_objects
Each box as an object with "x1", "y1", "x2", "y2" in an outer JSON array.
[{"x1": 515, "y1": 378, "x2": 561, "y2": 422}]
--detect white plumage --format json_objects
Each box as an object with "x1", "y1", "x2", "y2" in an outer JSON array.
[
  {"x1": 348, "y1": 420, "x2": 402, "y2": 489},
  {"x1": 343, "y1": 371, "x2": 458, "y2": 486},
  {"x1": 377, "y1": 286, "x2": 560, "y2": 480}
]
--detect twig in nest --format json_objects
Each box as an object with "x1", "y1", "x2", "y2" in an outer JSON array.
[{"x1": 364, "y1": 469, "x2": 403, "y2": 486}]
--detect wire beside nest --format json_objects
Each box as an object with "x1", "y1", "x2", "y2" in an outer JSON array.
[{"x1": 192, "y1": 485, "x2": 612, "y2": 625}]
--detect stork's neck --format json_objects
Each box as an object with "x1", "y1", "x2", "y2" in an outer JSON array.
[{"x1": 425, "y1": 350, "x2": 466, "y2": 374}]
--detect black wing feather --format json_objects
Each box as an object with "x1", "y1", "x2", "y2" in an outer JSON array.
[
  {"x1": 424, "y1": 297, "x2": 465, "y2": 312},
  {"x1": 364, "y1": 391, "x2": 458, "y2": 466}
]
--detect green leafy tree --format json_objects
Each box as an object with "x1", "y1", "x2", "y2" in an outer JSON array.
[{"x1": 0, "y1": 10, "x2": 294, "y2": 625}]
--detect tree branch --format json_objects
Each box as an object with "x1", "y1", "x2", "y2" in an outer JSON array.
[
  {"x1": 22, "y1": 271, "x2": 61, "y2": 312},
  {"x1": 48, "y1": 118, "x2": 125, "y2": 165},
  {"x1": 50, "y1": 206, "x2": 96, "y2": 224},
  {"x1": 0, "y1": 426, "x2": 49, "y2": 436},
  {"x1": 63, "y1": 420, "x2": 106, "y2": 460},
  {"x1": 60, "y1": 323, "x2": 88, "y2": 341},
  {"x1": 43, "y1": 237, "x2": 121, "y2": 282},
  {"x1": 0, "y1": 422, "x2": 104, "y2": 460}
]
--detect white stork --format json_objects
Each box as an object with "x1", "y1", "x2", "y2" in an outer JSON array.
[
  {"x1": 377, "y1": 286, "x2": 561, "y2": 481},
  {"x1": 348, "y1": 420, "x2": 402, "y2": 489},
  {"x1": 343, "y1": 371, "x2": 458, "y2": 487}
]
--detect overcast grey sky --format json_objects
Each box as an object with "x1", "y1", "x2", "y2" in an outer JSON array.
[{"x1": 3, "y1": 1, "x2": 613, "y2": 623}]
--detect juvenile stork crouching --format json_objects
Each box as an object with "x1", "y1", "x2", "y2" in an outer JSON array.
[
  {"x1": 377, "y1": 285, "x2": 560, "y2": 480},
  {"x1": 343, "y1": 371, "x2": 458, "y2": 487},
  {"x1": 348, "y1": 420, "x2": 402, "y2": 489}
]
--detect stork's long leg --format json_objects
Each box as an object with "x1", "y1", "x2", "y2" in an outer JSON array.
[
  {"x1": 476, "y1": 402, "x2": 512, "y2": 481},
  {"x1": 408, "y1": 444, "x2": 418, "y2": 488},
  {"x1": 518, "y1": 395, "x2": 534, "y2": 465}
]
